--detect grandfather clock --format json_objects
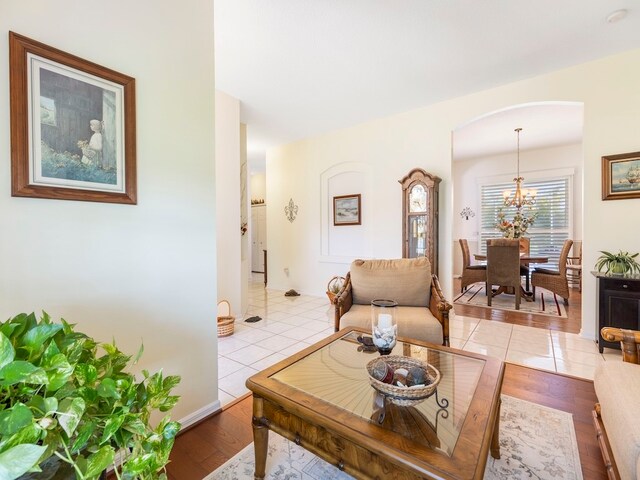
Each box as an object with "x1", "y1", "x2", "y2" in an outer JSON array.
[{"x1": 399, "y1": 168, "x2": 441, "y2": 275}]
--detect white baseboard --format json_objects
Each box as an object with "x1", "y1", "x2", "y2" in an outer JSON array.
[
  {"x1": 106, "y1": 399, "x2": 222, "y2": 473},
  {"x1": 178, "y1": 400, "x2": 222, "y2": 430},
  {"x1": 178, "y1": 399, "x2": 222, "y2": 430}
]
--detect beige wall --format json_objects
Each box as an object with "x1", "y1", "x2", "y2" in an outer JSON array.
[
  {"x1": 267, "y1": 48, "x2": 640, "y2": 340},
  {"x1": 0, "y1": 0, "x2": 218, "y2": 422},
  {"x1": 251, "y1": 173, "x2": 267, "y2": 202}
]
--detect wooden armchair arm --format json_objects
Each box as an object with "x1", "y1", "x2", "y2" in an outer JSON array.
[
  {"x1": 601, "y1": 327, "x2": 640, "y2": 364},
  {"x1": 430, "y1": 274, "x2": 453, "y2": 347},
  {"x1": 334, "y1": 273, "x2": 353, "y2": 332}
]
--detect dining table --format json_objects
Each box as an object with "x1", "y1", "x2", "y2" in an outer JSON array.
[{"x1": 474, "y1": 253, "x2": 549, "y2": 302}]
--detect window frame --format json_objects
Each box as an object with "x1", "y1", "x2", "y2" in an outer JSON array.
[{"x1": 476, "y1": 168, "x2": 574, "y2": 269}]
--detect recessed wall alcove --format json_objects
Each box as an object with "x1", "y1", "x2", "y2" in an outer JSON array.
[{"x1": 320, "y1": 162, "x2": 373, "y2": 263}]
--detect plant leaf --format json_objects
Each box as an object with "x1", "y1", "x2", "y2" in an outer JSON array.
[
  {"x1": 0, "y1": 333, "x2": 15, "y2": 370},
  {"x1": 162, "y1": 375, "x2": 181, "y2": 392},
  {"x1": 45, "y1": 354, "x2": 74, "y2": 392},
  {"x1": 0, "y1": 403, "x2": 33, "y2": 436},
  {"x1": 75, "y1": 364, "x2": 97, "y2": 386},
  {"x1": 133, "y1": 342, "x2": 144, "y2": 364},
  {"x1": 71, "y1": 420, "x2": 96, "y2": 453},
  {"x1": 97, "y1": 378, "x2": 119, "y2": 399},
  {"x1": 162, "y1": 421, "x2": 180, "y2": 440},
  {"x1": 0, "y1": 423, "x2": 41, "y2": 455},
  {"x1": 0, "y1": 443, "x2": 47, "y2": 480},
  {"x1": 22, "y1": 324, "x2": 63, "y2": 350},
  {"x1": 85, "y1": 445, "x2": 115, "y2": 478},
  {"x1": 0, "y1": 361, "x2": 48, "y2": 386},
  {"x1": 57, "y1": 397, "x2": 85, "y2": 437},
  {"x1": 43, "y1": 397, "x2": 58, "y2": 415},
  {"x1": 100, "y1": 415, "x2": 125, "y2": 445}
]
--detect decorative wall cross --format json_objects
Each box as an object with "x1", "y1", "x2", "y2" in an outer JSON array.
[{"x1": 285, "y1": 198, "x2": 298, "y2": 223}]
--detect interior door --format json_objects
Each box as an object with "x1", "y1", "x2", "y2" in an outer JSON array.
[{"x1": 251, "y1": 205, "x2": 266, "y2": 272}]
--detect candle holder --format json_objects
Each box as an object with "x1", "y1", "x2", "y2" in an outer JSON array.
[{"x1": 371, "y1": 299, "x2": 398, "y2": 355}]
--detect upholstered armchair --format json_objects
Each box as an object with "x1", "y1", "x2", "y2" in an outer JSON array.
[
  {"x1": 486, "y1": 238, "x2": 521, "y2": 310},
  {"x1": 531, "y1": 239, "x2": 573, "y2": 305},
  {"x1": 593, "y1": 327, "x2": 640, "y2": 480},
  {"x1": 459, "y1": 239, "x2": 486, "y2": 293},
  {"x1": 334, "y1": 258, "x2": 452, "y2": 346}
]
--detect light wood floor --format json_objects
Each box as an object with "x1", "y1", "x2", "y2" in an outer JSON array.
[
  {"x1": 166, "y1": 283, "x2": 603, "y2": 479},
  {"x1": 166, "y1": 363, "x2": 606, "y2": 480},
  {"x1": 453, "y1": 279, "x2": 582, "y2": 334}
]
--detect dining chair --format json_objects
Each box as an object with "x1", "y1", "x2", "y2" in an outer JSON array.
[
  {"x1": 459, "y1": 239, "x2": 486, "y2": 293},
  {"x1": 486, "y1": 238, "x2": 521, "y2": 310},
  {"x1": 531, "y1": 239, "x2": 574, "y2": 305},
  {"x1": 566, "y1": 240, "x2": 582, "y2": 292},
  {"x1": 518, "y1": 237, "x2": 532, "y2": 291}
]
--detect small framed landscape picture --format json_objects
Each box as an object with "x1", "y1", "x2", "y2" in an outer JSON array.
[
  {"x1": 9, "y1": 32, "x2": 137, "y2": 204},
  {"x1": 602, "y1": 151, "x2": 640, "y2": 201},
  {"x1": 333, "y1": 194, "x2": 361, "y2": 226}
]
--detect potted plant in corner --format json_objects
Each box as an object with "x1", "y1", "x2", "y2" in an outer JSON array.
[
  {"x1": 0, "y1": 312, "x2": 181, "y2": 480},
  {"x1": 595, "y1": 250, "x2": 640, "y2": 275}
]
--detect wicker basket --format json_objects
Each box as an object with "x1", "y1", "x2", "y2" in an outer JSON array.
[
  {"x1": 326, "y1": 276, "x2": 345, "y2": 304},
  {"x1": 217, "y1": 300, "x2": 235, "y2": 337},
  {"x1": 366, "y1": 356, "x2": 441, "y2": 407}
]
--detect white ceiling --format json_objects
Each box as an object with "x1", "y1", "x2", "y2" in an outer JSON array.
[
  {"x1": 453, "y1": 102, "x2": 584, "y2": 161},
  {"x1": 214, "y1": 1, "x2": 640, "y2": 169}
]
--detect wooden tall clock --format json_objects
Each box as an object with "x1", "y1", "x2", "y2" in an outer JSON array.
[{"x1": 399, "y1": 168, "x2": 441, "y2": 275}]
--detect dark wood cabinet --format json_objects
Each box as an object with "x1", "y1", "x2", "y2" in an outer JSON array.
[{"x1": 593, "y1": 272, "x2": 640, "y2": 352}]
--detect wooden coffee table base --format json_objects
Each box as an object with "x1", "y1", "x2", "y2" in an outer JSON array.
[
  {"x1": 247, "y1": 328, "x2": 504, "y2": 480},
  {"x1": 252, "y1": 395, "x2": 501, "y2": 480}
]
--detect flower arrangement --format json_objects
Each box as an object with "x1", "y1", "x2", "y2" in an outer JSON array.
[{"x1": 496, "y1": 206, "x2": 537, "y2": 239}]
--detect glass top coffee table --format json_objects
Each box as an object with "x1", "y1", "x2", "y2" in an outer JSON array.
[{"x1": 246, "y1": 327, "x2": 504, "y2": 480}]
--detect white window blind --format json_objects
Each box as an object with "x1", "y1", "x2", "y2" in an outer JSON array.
[{"x1": 480, "y1": 177, "x2": 570, "y2": 269}]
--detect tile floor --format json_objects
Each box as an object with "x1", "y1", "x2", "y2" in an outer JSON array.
[{"x1": 217, "y1": 275, "x2": 622, "y2": 406}]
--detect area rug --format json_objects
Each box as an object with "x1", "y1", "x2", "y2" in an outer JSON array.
[
  {"x1": 454, "y1": 284, "x2": 568, "y2": 317},
  {"x1": 205, "y1": 395, "x2": 582, "y2": 480}
]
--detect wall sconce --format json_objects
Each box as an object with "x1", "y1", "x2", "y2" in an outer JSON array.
[{"x1": 460, "y1": 207, "x2": 475, "y2": 220}]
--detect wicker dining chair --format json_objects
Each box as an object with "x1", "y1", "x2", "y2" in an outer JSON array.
[
  {"x1": 566, "y1": 240, "x2": 582, "y2": 292},
  {"x1": 459, "y1": 239, "x2": 486, "y2": 293},
  {"x1": 531, "y1": 239, "x2": 574, "y2": 305},
  {"x1": 486, "y1": 238, "x2": 521, "y2": 310}
]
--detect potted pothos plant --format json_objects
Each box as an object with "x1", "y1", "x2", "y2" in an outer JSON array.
[
  {"x1": 0, "y1": 312, "x2": 181, "y2": 480},
  {"x1": 595, "y1": 250, "x2": 640, "y2": 275}
]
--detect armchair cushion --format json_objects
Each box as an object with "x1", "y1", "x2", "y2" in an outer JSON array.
[
  {"x1": 594, "y1": 361, "x2": 640, "y2": 480},
  {"x1": 339, "y1": 305, "x2": 444, "y2": 345},
  {"x1": 350, "y1": 258, "x2": 431, "y2": 307}
]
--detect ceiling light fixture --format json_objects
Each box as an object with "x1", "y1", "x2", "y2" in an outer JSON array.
[
  {"x1": 606, "y1": 9, "x2": 628, "y2": 24},
  {"x1": 503, "y1": 128, "x2": 536, "y2": 209}
]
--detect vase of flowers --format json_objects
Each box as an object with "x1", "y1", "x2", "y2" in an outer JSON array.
[{"x1": 496, "y1": 206, "x2": 537, "y2": 239}]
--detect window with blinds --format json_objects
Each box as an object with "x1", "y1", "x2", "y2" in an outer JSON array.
[{"x1": 479, "y1": 177, "x2": 570, "y2": 269}]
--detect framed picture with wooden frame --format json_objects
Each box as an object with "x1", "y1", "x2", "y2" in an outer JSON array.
[
  {"x1": 602, "y1": 151, "x2": 640, "y2": 201},
  {"x1": 333, "y1": 194, "x2": 361, "y2": 226},
  {"x1": 9, "y1": 31, "x2": 137, "y2": 204}
]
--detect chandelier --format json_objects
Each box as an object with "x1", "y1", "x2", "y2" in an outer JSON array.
[{"x1": 503, "y1": 127, "x2": 536, "y2": 208}]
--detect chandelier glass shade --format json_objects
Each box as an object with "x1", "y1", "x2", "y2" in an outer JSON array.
[{"x1": 503, "y1": 128, "x2": 536, "y2": 208}]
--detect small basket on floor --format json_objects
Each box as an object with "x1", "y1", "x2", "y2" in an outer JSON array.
[{"x1": 217, "y1": 300, "x2": 235, "y2": 337}]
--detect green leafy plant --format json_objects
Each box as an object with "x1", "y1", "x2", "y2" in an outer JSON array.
[
  {"x1": 595, "y1": 250, "x2": 640, "y2": 274},
  {"x1": 0, "y1": 312, "x2": 181, "y2": 480}
]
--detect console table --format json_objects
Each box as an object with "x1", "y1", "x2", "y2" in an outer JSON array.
[{"x1": 593, "y1": 272, "x2": 640, "y2": 352}]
